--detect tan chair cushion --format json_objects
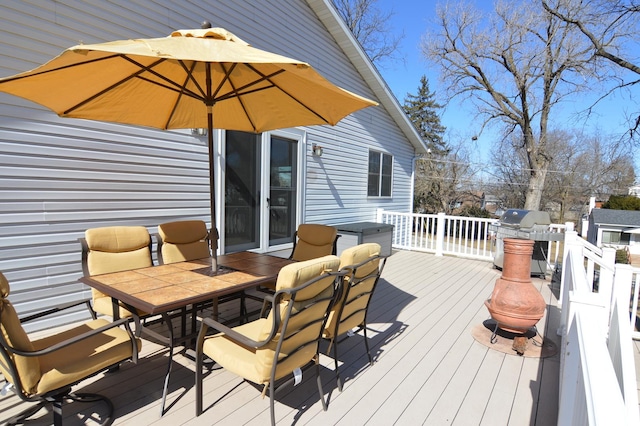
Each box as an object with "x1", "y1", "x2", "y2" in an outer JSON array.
[
  {"x1": 158, "y1": 220, "x2": 210, "y2": 264},
  {"x1": 85, "y1": 226, "x2": 152, "y2": 317},
  {"x1": 85, "y1": 226, "x2": 152, "y2": 275},
  {"x1": 324, "y1": 243, "x2": 381, "y2": 339},
  {"x1": 32, "y1": 319, "x2": 141, "y2": 396},
  {"x1": 202, "y1": 255, "x2": 339, "y2": 385},
  {"x1": 0, "y1": 273, "x2": 40, "y2": 394},
  {"x1": 291, "y1": 224, "x2": 337, "y2": 261}
]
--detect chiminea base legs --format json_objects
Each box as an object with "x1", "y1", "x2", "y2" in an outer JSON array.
[{"x1": 488, "y1": 320, "x2": 538, "y2": 356}]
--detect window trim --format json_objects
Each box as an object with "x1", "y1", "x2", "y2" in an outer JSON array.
[{"x1": 367, "y1": 150, "x2": 393, "y2": 198}]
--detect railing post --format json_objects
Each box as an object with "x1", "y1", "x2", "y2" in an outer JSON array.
[
  {"x1": 559, "y1": 230, "x2": 582, "y2": 307},
  {"x1": 614, "y1": 263, "x2": 637, "y2": 337},
  {"x1": 435, "y1": 212, "x2": 445, "y2": 257},
  {"x1": 598, "y1": 247, "x2": 617, "y2": 319}
]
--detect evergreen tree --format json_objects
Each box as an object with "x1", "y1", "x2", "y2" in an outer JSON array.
[
  {"x1": 403, "y1": 76, "x2": 453, "y2": 213},
  {"x1": 403, "y1": 75, "x2": 448, "y2": 155},
  {"x1": 602, "y1": 195, "x2": 640, "y2": 211}
]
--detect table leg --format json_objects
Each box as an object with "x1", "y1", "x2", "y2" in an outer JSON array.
[
  {"x1": 212, "y1": 296, "x2": 219, "y2": 320},
  {"x1": 159, "y1": 312, "x2": 174, "y2": 417}
]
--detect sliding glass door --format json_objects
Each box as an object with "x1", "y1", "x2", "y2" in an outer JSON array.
[{"x1": 224, "y1": 130, "x2": 302, "y2": 253}]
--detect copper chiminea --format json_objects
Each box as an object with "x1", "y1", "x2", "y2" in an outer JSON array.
[{"x1": 485, "y1": 238, "x2": 546, "y2": 355}]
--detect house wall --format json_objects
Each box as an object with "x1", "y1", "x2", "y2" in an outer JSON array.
[{"x1": 0, "y1": 0, "x2": 417, "y2": 329}]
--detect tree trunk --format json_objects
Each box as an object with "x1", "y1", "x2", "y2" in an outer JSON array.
[{"x1": 524, "y1": 169, "x2": 548, "y2": 210}]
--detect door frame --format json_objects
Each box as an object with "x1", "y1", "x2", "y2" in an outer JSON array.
[
  {"x1": 218, "y1": 128, "x2": 306, "y2": 254},
  {"x1": 261, "y1": 128, "x2": 307, "y2": 253}
]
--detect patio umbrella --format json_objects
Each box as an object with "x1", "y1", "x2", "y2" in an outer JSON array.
[{"x1": 0, "y1": 27, "x2": 377, "y2": 252}]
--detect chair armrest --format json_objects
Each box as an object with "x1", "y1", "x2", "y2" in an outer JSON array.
[
  {"x1": 19, "y1": 299, "x2": 94, "y2": 324},
  {"x1": 260, "y1": 294, "x2": 274, "y2": 317},
  {"x1": 2, "y1": 317, "x2": 136, "y2": 358},
  {"x1": 197, "y1": 315, "x2": 272, "y2": 349}
]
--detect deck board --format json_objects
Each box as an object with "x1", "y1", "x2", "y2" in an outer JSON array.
[{"x1": 0, "y1": 250, "x2": 562, "y2": 425}]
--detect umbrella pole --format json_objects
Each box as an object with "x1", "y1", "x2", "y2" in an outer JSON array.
[{"x1": 207, "y1": 105, "x2": 218, "y2": 270}]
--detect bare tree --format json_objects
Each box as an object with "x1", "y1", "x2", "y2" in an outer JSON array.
[
  {"x1": 542, "y1": 0, "x2": 640, "y2": 136},
  {"x1": 422, "y1": 1, "x2": 597, "y2": 210},
  {"x1": 490, "y1": 128, "x2": 636, "y2": 221},
  {"x1": 489, "y1": 135, "x2": 529, "y2": 209},
  {"x1": 332, "y1": 0, "x2": 404, "y2": 66},
  {"x1": 415, "y1": 140, "x2": 475, "y2": 214}
]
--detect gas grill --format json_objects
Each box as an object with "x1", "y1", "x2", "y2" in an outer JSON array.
[{"x1": 490, "y1": 209, "x2": 564, "y2": 277}]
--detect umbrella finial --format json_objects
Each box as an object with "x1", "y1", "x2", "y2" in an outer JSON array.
[{"x1": 201, "y1": 20, "x2": 212, "y2": 29}]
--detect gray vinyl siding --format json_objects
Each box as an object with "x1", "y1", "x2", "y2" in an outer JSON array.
[{"x1": 0, "y1": 0, "x2": 418, "y2": 331}]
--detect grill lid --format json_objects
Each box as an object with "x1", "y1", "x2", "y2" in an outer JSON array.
[
  {"x1": 499, "y1": 209, "x2": 531, "y2": 226},
  {"x1": 499, "y1": 209, "x2": 551, "y2": 230}
]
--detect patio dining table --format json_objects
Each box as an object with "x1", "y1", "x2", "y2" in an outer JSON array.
[{"x1": 79, "y1": 251, "x2": 294, "y2": 416}]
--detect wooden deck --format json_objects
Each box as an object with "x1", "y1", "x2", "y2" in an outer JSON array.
[{"x1": 0, "y1": 250, "x2": 561, "y2": 425}]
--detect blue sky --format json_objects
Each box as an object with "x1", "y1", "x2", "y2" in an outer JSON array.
[{"x1": 374, "y1": 0, "x2": 639, "y2": 169}]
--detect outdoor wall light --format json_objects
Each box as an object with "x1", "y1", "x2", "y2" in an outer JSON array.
[
  {"x1": 191, "y1": 128, "x2": 207, "y2": 136},
  {"x1": 312, "y1": 144, "x2": 324, "y2": 157}
]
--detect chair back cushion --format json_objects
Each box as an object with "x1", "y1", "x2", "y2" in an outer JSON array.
[
  {"x1": 256, "y1": 255, "x2": 340, "y2": 381},
  {"x1": 0, "y1": 273, "x2": 41, "y2": 395},
  {"x1": 291, "y1": 224, "x2": 337, "y2": 261},
  {"x1": 325, "y1": 243, "x2": 381, "y2": 339},
  {"x1": 85, "y1": 226, "x2": 152, "y2": 275},
  {"x1": 158, "y1": 220, "x2": 210, "y2": 264},
  {"x1": 84, "y1": 226, "x2": 153, "y2": 315}
]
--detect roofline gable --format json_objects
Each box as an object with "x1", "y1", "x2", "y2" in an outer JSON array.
[{"x1": 306, "y1": 0, "x2": 429, "y2": 154}]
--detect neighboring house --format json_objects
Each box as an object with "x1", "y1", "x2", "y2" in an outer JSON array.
[
  {"x1": 586, "y1": 209, "x2": 640, "y2": 255},
  {"x1": 629, "y1": 184, "x2": 640, "y2": 197},
  {"x1": 480, "y1": 193, "x2": 501, "y2": 215},
  {"x1": 449, "y1": 191, "x2": 483, "y2": 215},
  {"x1": 0, "y1": 0, "x2": 427, "y2": 329}
]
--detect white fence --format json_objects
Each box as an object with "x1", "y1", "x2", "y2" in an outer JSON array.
[
  {"x1": 558, "y1": 230, "x2": 640, "y2": 425},
  {"x1": 377, "y1": 210, "x2": 640, "y2": 424},
  {"x1": 376, "y1": 210, "x2": 565, "y2": 270}
]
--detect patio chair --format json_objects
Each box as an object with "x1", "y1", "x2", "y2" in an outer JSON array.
[
  {"x1": 323, "y1": 243, "x2": 386, "y2": 391},
  {"x1": 79, "y1": 226, "x2": 153, "y2": 319},
  {"x1": 156, "y1": 220, "x2": 212, "y2": 264},
  {"x1": 258, "y1": 223, "x2": 339, "y2": 294},
  {"x1": 156, "y1": 220, "x2": 245, "y2": 320},
  {"x1": 289, "y1": 223, "x2": 339, "y2": 261},
  {"x1": 0, "y1": 272, "x2": 141, "y2": 426},
  {"x1": 195, "y1": 255, "x2": 344, "y2": 426}
]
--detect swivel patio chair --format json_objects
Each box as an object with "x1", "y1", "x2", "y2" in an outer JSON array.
[
  {"x1": 323, "y1": 243, "x2": 386, "y2": 391},
  {"x1": 0, "y1": 272, "x2": 141, "y2": 426},
  {"x1": 79, "y1": 225, "x2": 153, "y2": 319},
  {"x1": 195, "y1": 255, "x2": 344, "y2": 426},
  {"x1": 289, "y1": 223, "x2": 339, "y2": 261}
]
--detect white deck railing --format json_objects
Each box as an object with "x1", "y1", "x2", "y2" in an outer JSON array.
[
  {"x1": 558, "y1": 230, "x2": 640, "y2": 425},
  {"x1": 376, "y1": 210, "x2": 639, "y2": 424},
  {"x1": 376, "y1": 210, "x2": 565, "y2": 270}
]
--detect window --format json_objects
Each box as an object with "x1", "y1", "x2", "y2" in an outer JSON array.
[
  {"x1": 368, "y1": 150, "x2": 393, "y2": 197},
  {"x1": 602, "y1": 231, "x2": 620, "y2": 244}
]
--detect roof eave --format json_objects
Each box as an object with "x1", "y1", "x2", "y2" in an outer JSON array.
[{"x1": 306, "y1": 0, "x2": 429, "y2": 154}]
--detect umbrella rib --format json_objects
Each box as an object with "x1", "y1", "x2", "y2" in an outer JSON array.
[
  {"x1": 216, "y1": 62, "x2": 258, "y2": 130},
  {"x1": 64, "y1": 56, "x2": 206, "y2": 116},
  {"x1": 0, "y1": 54, "x2": 119, "y2": 83},
  {"x1": 245, "y1": 63, "x2": 332, "y2": 124},
  {"x1": 162, "y1": 61, "x2": 201, "y2": 129},
  {"x1": 63, "y1": 56, "x2": 169, "y2": 115},
  {"x1": 177, "y1": 60, "x2": 206, "y2": 99},
  {"x1": 122, "y1": 56, "x2": 204, "y2": 101}
]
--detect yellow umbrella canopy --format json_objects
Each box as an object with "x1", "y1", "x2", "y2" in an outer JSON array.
[
  {"x1": 0, "y1": 27, "x2": 377, "y2": 239},
  {"x1": 0, "y1": 27, "x2": 377, "y2": 132}
]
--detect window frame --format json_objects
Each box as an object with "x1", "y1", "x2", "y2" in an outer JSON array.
[{"x1": 367, "y1": 150, "x2": 393, "y2": 198}]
